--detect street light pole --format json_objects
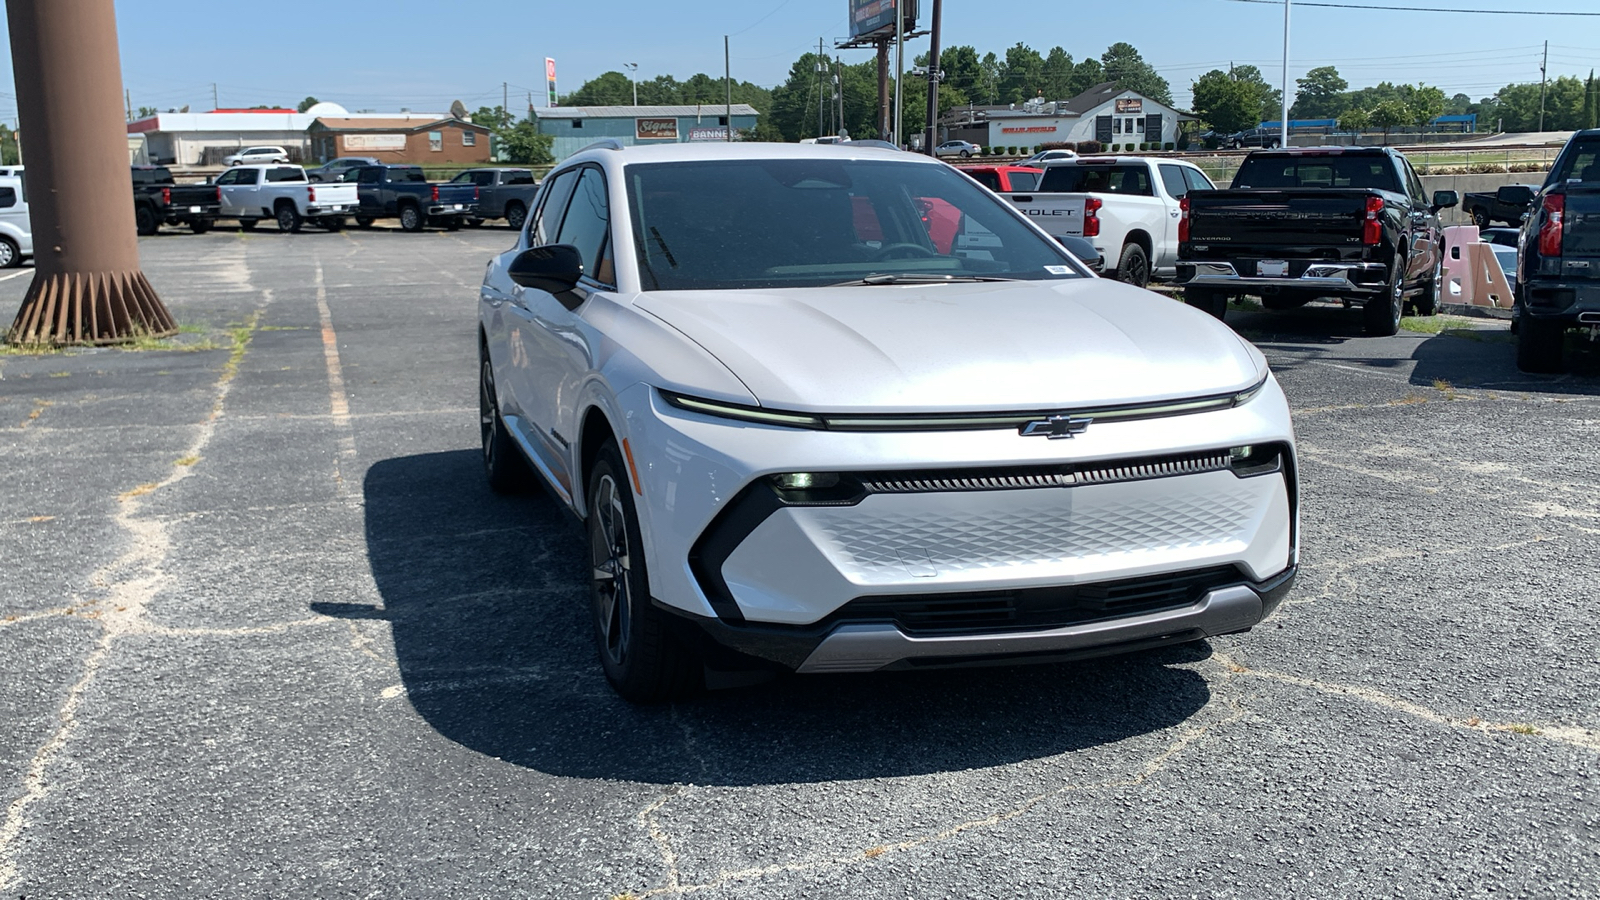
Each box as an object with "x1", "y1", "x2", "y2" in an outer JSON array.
[
  {"x1": 1280, "y1": 0, "x2": 1291, "y2": 148},
  {"x1": 624, "y1": 62, "x2": 638, "y2": 106}
]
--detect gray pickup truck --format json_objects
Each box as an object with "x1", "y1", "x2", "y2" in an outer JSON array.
[{"x1": 450, "y1": 167, "x2": 541, "y2": 230}]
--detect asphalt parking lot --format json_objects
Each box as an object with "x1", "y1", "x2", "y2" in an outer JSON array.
[{"x1": 1, "y1": 225, "x2": 1597, "y2": 899}]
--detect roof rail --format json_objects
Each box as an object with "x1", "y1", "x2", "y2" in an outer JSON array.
[{"x1": 578, "y1": 139, "x2": 625, "y2": 152}]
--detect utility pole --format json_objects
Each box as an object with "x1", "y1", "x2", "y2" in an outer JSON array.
[
  {"x1": 893, "y1": 0, "x2": 904, "y2": 147},
  {"x1": 817, "y1": 37, "x2": 826, "y2": 138},
  {"x1": 923, "y1": 0, "x2": 943, "y2": 156},
  {"x1": 503, "y1": 82, "x2": 508, "y2": 121},
  {"x1": 725, "y1": 35, "x2": 733, "y2": 141},
  {"x1": 876, "y1": 38, "x2": 890, "y2": 141},
  {"x1": 124, "y1": 88, "x2": 130, "y2": 120},
  {"x1": 1538, "y1": 40, "x2": 1549, "y2": 133},
  {"x1": 836, "y1": 57, "x2": 845, "y2": 138},
  {"x1": 212, "y1": 82, "x2": 219, "y2": 110},
  {"x1": 1280, "y1": 0, "x2": 1291, "y2": 148}
]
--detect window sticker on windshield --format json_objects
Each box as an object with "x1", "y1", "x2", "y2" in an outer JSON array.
[{"x1": 1045, "y1": 265, "x2": 1073, "y2": 275}]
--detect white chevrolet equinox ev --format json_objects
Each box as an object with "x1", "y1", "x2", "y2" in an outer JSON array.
[{"x1": 477, "y1": 142, "x2": 1298, "y2": 702}]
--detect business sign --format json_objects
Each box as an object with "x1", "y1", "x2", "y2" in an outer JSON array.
[
  {"x1": 546, "y1": 58, "x2": 558, "y2": 107},
  {"x1": 688, "y1": 126, "x2": 729, "y2": 142},
  {"x1": 849, "y1": 0, "x2": 917, "y2": 40},
  {"x1": 636, "y1": 118, "x2": 679, "y2": 140},
  {"x1": 1001, "y1": 125, "x2": 1057, "y2": 134},
  {"x1": 343, "y1": 134, "x2": 407, "y2": 151},
  {"x1": 1115, "y1": 98, "x2": 1143, "y2": 114}
]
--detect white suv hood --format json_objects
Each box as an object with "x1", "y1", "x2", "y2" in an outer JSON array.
[{"x1": 634, "y1": 279, "x2": 1265, "y2": 413}]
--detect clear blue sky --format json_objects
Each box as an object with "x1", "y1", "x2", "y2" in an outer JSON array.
[{"x1": 1, "y1": 0, "x2": 1599, "y2": 124}]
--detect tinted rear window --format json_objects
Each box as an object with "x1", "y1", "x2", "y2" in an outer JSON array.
[
  {"x1": 1553, "y1": 138, "x2": 1600, "y2": 184},
  {"x1": 1038, "y1": 165, "x2": 1152, "y2": 196},
  {"x1": 390, "y1": 167, "x2": 427, "y2": 183},
  {"x1": 1232, "y1": 155, "x2": 1400, "y2": 191},
  {"x1": 1008, "y1": 171, "x2": 1039, "y2": 191},
  {"x1": 967, "y1": 170, "x2": 1001, "y2": 191},
  {"x1": 132, "y1": 167, "x2": 173, "y2": 185},
  {"x1": 265, "y1": 167, "x2": 305, "y2": 183}
]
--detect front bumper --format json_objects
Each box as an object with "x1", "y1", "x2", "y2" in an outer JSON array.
[
  {"x1": 1178, "y1": 261, "x2": 1387, "y2": 295},
  {"x1": 623, "y1": 380, "x2": 1298, "y2": 671}
]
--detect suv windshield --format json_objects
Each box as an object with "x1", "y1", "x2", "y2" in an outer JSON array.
[
  {"x1": 625, "y1": 158, "x2": 1081, "y2": 290},
  {"x1": 1232, "y1": 154, "x2": 1401, "y2": 191}
]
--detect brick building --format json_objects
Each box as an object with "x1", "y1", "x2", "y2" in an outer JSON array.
[{"x1": 308, "y1": 116, "x2": 493, "y2": 165}]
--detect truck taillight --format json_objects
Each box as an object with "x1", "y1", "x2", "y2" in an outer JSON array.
[
  {"x1": 308, "y1": 185, "x2": 316, "y2": 202},
  {"x1": 1178, "y1": 196, "x2": 1190, "y2": 244},
  {"x1": 1539, "y1": 193, "x2": 1565, "y2": 258},
  {"x1": 431, "y1": 185, "x2": 440, "y2": 203},
  {"x1": 1362, "y1": 195, "x2": 1383, "y2": 245},
  {"x1": 1083, "y1": 196, "x2": 1102, "y2": 238},
  {"x1": 215, "y1": 186, "x2": 222, "y2": 203},
  {"x1": 475, "y1": 187, "x2": 480, "y2": 201},
  {"x1": 161, "y1": 187, "x2": 170, "y2": 205}
]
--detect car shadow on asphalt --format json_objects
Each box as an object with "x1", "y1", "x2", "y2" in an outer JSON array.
[{"x1": 343, "y1": 449, "x2": 1217, "y2": 786}]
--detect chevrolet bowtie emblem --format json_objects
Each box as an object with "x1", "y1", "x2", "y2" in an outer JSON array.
[{"x1": 1020, "y1": 415, "x2": 1092, "y2": 439}]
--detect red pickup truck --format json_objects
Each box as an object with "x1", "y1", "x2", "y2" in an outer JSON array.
[{"x1": 957, "y1": 165, "x2": 1043, "y2": 193}]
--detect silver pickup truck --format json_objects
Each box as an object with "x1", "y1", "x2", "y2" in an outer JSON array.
[{"x1": 214, "y1": 164, "x2": 360, "y2": 233}]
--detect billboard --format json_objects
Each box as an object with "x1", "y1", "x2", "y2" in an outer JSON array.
[
  {"x1": 636, "y1": 118, "x2": 679, "y2": 140},
  {"x1": 546, "y1": 58, "x2": 558, "y2": 107},
  {"x1": 1115, "y1": 98, "x2": 1143, "y2": 114},
  {"x1": 849, "y1": 0, "x2": 917, "y2": 40},
  {"x1": 688, "y1": 126, "x2": 729, "y2": 142},
  {"x1": 344, "y1": 134, "x2": 407, "y2": 151}
]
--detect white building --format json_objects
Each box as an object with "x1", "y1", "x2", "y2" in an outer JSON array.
[
  {"x1": 986, "y1": 83, "x2": 1193, "y2": 150},
  {"x1": 127, "y1": 102, "x2": 449, "y2": 167}
]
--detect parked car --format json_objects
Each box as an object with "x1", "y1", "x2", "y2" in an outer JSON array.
[
  {"x1": 1462, "y1": 183, "x2": 1538, "y2": 228},
  {"x1": 958, "y1": 164, "x2": 1043, "y2": 193},
  {"x1": 477, "y1": 142, "x2": 1297, "y2": 701},
  {"x1": 0, "y1": 174, "x2": 32, "y2": 268},
  {"x1": 1479, "y1": 226, "x2": 1520, "y2": 247},
  {"x1": 345, "y1": 164, "x2": 479, "y2": 232},
  {"x1": 1021, "y1": 148, "x2": 1078, "y2": 165},
  {"x1": 1176, "y1": 146, "x2": 1457, "y2": 336},
  {"x1": 1489, "y1": 241, "x2": 1518, "y2": 295},
  {"x1": 1004, "y1": 155, "x2": 1218, "y2": 286},
  {"x1": 214, "y1": 164, "x2": 359, "y2": 232},
  {"x1": 932, "y1": 140, "x2": 982, "y2": 159},
  {"x1": 449, "y1": 167, "x2": 541, "y2": 229},
  {"x1": 1513, "y1": 128, "x2": 1600, "y2": 372},
  {"x1": 306, "y1": 157, "x2": 380, "y2": 183},
  {"x1": 131, "y1": 165, "x2": 220, "y2": 235},
  {"x1": 1226, "y1": 128, "x2": 1282, "y2": 150},
  {"x1": 841, "y1": 139, "x2": 900, "y2": 151},
  {"x1": 223, "y1": 146, "x2": 291, "y2": 166}
]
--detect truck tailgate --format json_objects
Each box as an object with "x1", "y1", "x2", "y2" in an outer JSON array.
[
  {"x1": 1188, "y1": 190, "x2": 1374, "y2": 256},
  {"x1": 1005, "y1": 193, "x2": 1086, "y2": 236},
  {"x1": 310, "y1": 183, "x2": 358, "y2": 206},
  {"x1": 1561, "y1": 186, "x2": 1600, "y2": 270},
  {"x1": 433, "y1": 183, "x2": 478, "y2": 205}
]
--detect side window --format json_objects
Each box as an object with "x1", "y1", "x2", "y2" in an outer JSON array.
[
  {"x1": 555, "y1": 167, "x2": 612, "y2": 284},
  {"x1": 530, "y1": 169, "x2": 580, "y2": 246},
  {"x1": 1399, "y1": 159, "x2": 1425, "y2": 204},
  {"x1": 474, "y1": 171, "x2": 497, "y2": 187},
  {"x1": 1182, "y1": 166, "x2": 1215, "y2": 193},
  {"x1": 357, "y1": 168, "x2": 381, "y2": 185},
  {"x1": 428, "y1": 132, "x2": 443, "y2": 152},
  {"x1": 1157, "y1": 164, "x2": 1188, "y2": 199},
  {"x1": 0, "y1": 187, "x2": 15, "y2": 209}
]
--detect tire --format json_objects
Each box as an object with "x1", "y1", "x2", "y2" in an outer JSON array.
[
  {"x1": 355, "y1": 216, "x2": 374, "y2": 229},
  {"x1": 275, "y1": 202, "x2": 303, "y2": 234},
  {"x1": 323, "y1": 217, "x2": 344, "y2": 231},
  {"x1": 479, "y1": 344, "x2": 532, "y2": 493},
  {"x1": 504, "y1": 201, "x2": 527, "y2": 232},
  {"x1": 1412, "y1": 252, "x2": 1442, "y2": 317},
  {"x1": 399, "y1": 204, "x2": 424, "y2": 232},
  {"x1": 445, "y1": 217, "x2": 461, "y2": 232},
  {"x1": 135, "y1": 204, "x2": 159, "y2": 236},
  {"x1": 1516, "y1": 317, "x2": 1566, "y2": 373},
  {"x1": 0, "y1": 235, "x2": 18, "y2": 268},
  {"x1": 1269, "y1": 139, "x2": 1281, "y2": 149},
  {"x1": 190, "y1": 218, "x2": 211, "y2": 235},
  {"x1": 239, "y1": 217, "x2": 258, "y2": 232},
  {"x1": 588, "y1": 439, "x2": 701, "y2": 703},
  {"x1": 959, "y1": 149, "x2": 971, "y2": 158},
  {"x1": 1115, "y1": 242, "x2": 1150, "y2": 288},
  {"x1": 465, "y1": 217, "x2": 485, "y2": 228},
  {"x1": 1470, "y1": 207, "x2": 1490, "y2": 229},
  {"x1": 1184, "y1": 286, "x2": 1228, "y2": 320},
  {"x1": 1364, "y1": 258, "x2": 1405, "y2": 336}
]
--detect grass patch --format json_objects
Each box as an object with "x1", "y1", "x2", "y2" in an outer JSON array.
[
  {"x1": 47, "y1": 371, "x2": 70, "y2": 378},
  {"x1": 119, "y1": 482, "x2": 159, "y2": 500},
  {"x1": 175, "y1": 455, "x2": 199, "y2": 467},
  {"x1": 258, "y1": 325, "x2": 309, "y2": 331},
  {"x1": 1508, "y1": 723, "x2": 1540, "y2": 735},
  {"x1": 1432, "y1": 378, "x2": 1458, "y2": 400},
  {"x1": 1229, "y1": 296, "x2": 1264, "y2": 312},
  {"x1": 176, "y1": 323, "x2": 206, "y2": 334}
]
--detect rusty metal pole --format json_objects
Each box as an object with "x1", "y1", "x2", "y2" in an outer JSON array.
[
  {"x1": 877, "y1": 37, "x2": 890, "y2": 142},
  {"x1": 5, "y1": 0, "x2": 174, "y2": 346}
]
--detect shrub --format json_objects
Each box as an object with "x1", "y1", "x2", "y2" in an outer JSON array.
[
  {"x1": 1139, "y1": 142, "x2": 1149, "y2": 151},
  {"x1": 1077, "y1": 140, "x2": 1102, "y2": 154},
  {"x1": 1006, "y1": 146, "x2": 1017, "y2": 155},
  {"x1": 1164, "y1": 142, "x2": 1175, "y2": 151},
  {"x1": 1038, "y1": 141, "x2": 1075, "y2": 152}
]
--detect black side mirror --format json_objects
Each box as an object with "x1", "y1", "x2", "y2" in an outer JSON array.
[
  {"x1": 1055, "y1": 234, "x2": 1104, "y2": 271},
  {"x1": 1432, "y1": 190, "x2": 1459, "y2": 210},
  {"x1": 509, "y1": 244, "x2": 584, "y2": 294}
]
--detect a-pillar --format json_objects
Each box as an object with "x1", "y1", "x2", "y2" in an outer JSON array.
[{"x1": 5, "y1": 0, "x2": 174, "y2": 345}]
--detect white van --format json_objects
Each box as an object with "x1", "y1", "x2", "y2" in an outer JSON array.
[{"x1": 0, "y1": 174, "x2": 31, "y2": 268}]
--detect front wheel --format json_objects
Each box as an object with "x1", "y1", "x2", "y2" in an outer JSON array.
[
  {"x1": 355, "y1": 216, "x2": 374, "y2": 229},
  {"x1": 1470, "y1": 207, "x2": 1490, "y2": 229},
  {"x1": 1516, "y1": 317, "x2": 1566, "y2": 373},
  {"x1": 399, "y1": 204, "x2": 424, "y2": 232},
  {"x1": 275, "y1": 203, "x2": 303, "y2": 234},
  {"x1": 479, "y1": 345, "x2": 531, "y2": 493},
  {"x1": 504, "y1": 202, "x2": 527, "y2": 232},
  {"x1": 190, "y1": 218, "x2": 211, "y2": 235},
  {"x1": 1184, "y1": 287, "x2": 1228, "y2": 320},
  {"x1": 135, "y1": 204, "x2": 159, "y2": 236},
  {"x1": 1364, "y1": 261, "x2": 1405, "y2": 336},
  {"x1": 588, "y1": 440, "x2": 701, "y2": 703},
  {"x1": 239, "y1": 217, "x2": 258, "y2": 232},
  {"x1": 0, "y1": 236, "x2": 19, "y2": 268},
  {"x1": 1116, "y1": 242, "x2": 1150, "y2": 288}
]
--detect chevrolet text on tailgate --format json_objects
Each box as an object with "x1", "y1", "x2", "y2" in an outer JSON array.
[
  {"x1": 1175, "y1": 146, "x2": 1458, "y2": 336},
  {"x1": 1004, "y1": 156, "x2": 1217, "y2": 287},
  {"x1": 1515, "y1": 128, "x2": 1600, "y2": 372}
]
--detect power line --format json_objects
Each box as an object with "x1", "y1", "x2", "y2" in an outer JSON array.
[{"x1": 1222, "y1": 0, "x2": 1600, "y2": 15}]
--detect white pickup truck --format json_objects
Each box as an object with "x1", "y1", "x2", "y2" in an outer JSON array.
[
  {"x1": 214, "y1": 164, "x2": 359, "y2": 233},
  {"x1": 1004, "y1": 156, "x2": 1217, "y2": 286}
]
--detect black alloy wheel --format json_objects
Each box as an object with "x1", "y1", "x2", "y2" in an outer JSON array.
[
  {"x1": 587, "y1": 440, "x2": 700, "y2": 703},
  {"x1": 478, "y1": 346, "x2": 531, "y2": 492},
  {"x1": 1116, "y1": 242, "x2": 1150, "y2": 288},
  {"x1": 1364, "y1": 259, "x2": 1405, "y2": 336},
  {"x1": 276, "y1": 203, "x2": 303, "y2": 234},
  {"x1": 505, "y1": 202, "x2": 527, "y2": 231}
]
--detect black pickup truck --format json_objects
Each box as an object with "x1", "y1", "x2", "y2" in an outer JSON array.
[
  {"x1": 345, "y1": 164, "x2": 479, "y2": 232},
  {"x1": 1176, "y1": 146, "x2": 1458, "y2": 336},
  {"x1": 1514, "y1": 129, "x2": 1600, "y2": 372},
  {"x1": 1462, "y1": 183, "x2": 1538, "y2": 228},
  {"x1": 449, "y1": 168, "x2": 541, "y2": 229},
  {"x1": 132, "y1": 166, "x2": 220, "y2": 235}
]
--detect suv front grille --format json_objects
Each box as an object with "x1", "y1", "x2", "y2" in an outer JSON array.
[{"x1": 828, "y1": 566, "x2": 1243, "y2": 636}]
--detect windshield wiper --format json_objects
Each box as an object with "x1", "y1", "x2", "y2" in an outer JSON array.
[{"x1": 829, "y1": 273, "x2": 1020, "y2": 286}]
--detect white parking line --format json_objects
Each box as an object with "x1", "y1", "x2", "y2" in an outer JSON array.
[{"x1": 0, "y1": 270, "x2": 32, "y2": 283}]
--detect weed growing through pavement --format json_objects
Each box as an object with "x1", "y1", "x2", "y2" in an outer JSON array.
[
  {"x1": 1432, "y1": 378, "x2": 1459, "y2": 400},
  {"x1": 175, "y1": 456, "x2": 199, "y2": 467}
]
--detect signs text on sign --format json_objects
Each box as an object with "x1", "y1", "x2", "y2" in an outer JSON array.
[
  {"x1": 688, "y1": 126, "x2": 729, "y2": 142},
  {"x1": 636, "y1": 118, "x2": 679, "y2": 140},
  {"x1": 1115, "y1": 98, "x2": 1143, "y2": 114},
  {"x1": 1000, "y1": 125, "x2": 1057, "y2": 134},
  {"x1": 344, "y1": 134, "x2": 406, "y2": 151}
]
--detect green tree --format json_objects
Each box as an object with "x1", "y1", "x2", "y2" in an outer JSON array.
[
  {"x1": 296, "y1": 96, "x2": 320, "y2": 113},
  {"x1": 1069, "y1": 58, "x2": 1104, "y2": 97},
  {"x1": 1100, "y1": 42, "x2": 1171, "y2": 105},
  {"x1": 498, "y1": 121, "x2": 553, "y2": 164},
  {"x1": 471, "y1": 105, "x2": 513, "y2": 130},
  {"x1": 1369, "y1": 99, "x2": 1411, "y2": 143},
  {"x1": 1337, "y1": 106, "x2": 1371, "y2": 133},
  {"x1": 940, "y1": 45, "x2": 984, "y2": 105},
  {"x1": 1191, "y1": 69, "x2": 1264, "y2": 134},
  {"x1": 978, "y1": 52, "x2": 1003, "y2": 105},
  {"x1": 567, "y1": 71, "x2": 634, "y2": 106},
  {"x1": 1410, "y1": 84, "x2": 1446, "y2": 128},
  {"x1": 1227, "y1": 65, "x2": 1282, "y2": 123},
  {"x1": 136, "y1": 105, "x2": 157, "y2": 118},
  {"x1": 1586, "y1": 71, "x2": 1598, "y2": 130},
  {"x1": 1042, "y1": 47, "x2": 1075, "y2": 100},
  {"x1": 1000, "y1": 43, "x2": 1045, "y2": 104},
  {"x1": 1291, "y1": 66, "x2": 1347, "y2": 119}
]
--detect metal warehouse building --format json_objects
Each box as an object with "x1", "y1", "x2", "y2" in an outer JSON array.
[{"x1": 534, "y1": 105, "x2": 760, "y2": 162}]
